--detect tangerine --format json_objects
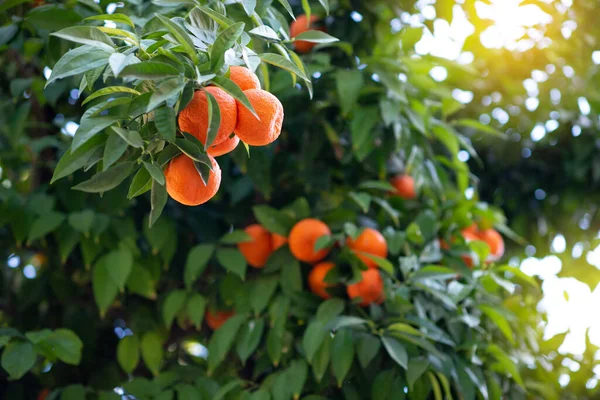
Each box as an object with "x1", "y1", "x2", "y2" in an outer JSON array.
[
  {"x1": 272, "y1": 233, "x2": 288, "y2": 251},
  {"x1": 165, "y1": 154, "x2": 221, "y2": 206},
  {"x1": 390, "y1": 174, "x2": 416, "y2": 199},
  {"x1": 347, "y1": 228, "x2": 388, "y2": 269},
  {"x1": 238, "y1": 224, "x2": 273, "y2": 268},
  {"x1": 290, "y1": 15, "x2": 324, "y2": 53},
  {"x1": 229, "y1": 66, "x2": 261, "y2": 91},
  {"x1": 178, "y1": 87, "x2": 237, "y2": 147},
  {"x1": 207, "y1": 134, "x2": 239, "y2": 157},
  {"x1": 234, "y1": 89, "x2": 284, "y2": 146},
  {"x1": 38, "y1": 389, "x2": 50, "y2": 400},
  {"x1": 205, "y1": 309, "x2": 234, "y2": 330},
  {"x1": 308, "y1": 262, "x2": 335, "y2": 300},
  {"x1": 347, "y1": 269, "x2": 384, "y2": 307},
  {"x1": 288, "y1": 219, "x2": 331, "y2": 263},
  {"x1": 479, "y1": 228, "x2": 505, "y2": 260}
]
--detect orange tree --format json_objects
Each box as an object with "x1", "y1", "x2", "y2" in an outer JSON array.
[{"x1": 0, "y1": 0, "x2": 543, "y2": 399}]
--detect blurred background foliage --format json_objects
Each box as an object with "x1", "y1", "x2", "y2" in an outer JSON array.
[{"x1": 1, "y1": 0, "x2": 600, "y2": 398}]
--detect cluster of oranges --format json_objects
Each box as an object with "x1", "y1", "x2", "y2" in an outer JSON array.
[
  {"x1": 440, "y1": 223, "x2": 505, "y2": 267},
  {"x1": 236, "y1": 219, "x2": 389, "y2": 308},
  {"x1": 164, "y1": 66, "x2": 284, "y2": 206}
]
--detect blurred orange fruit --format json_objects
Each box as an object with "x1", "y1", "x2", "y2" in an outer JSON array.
[
  {"x1": 238, "y1": 224, "x2": 273, "y2": 268},
  {"x1": 390, "y1": 174, "x2": 416, "y2": 200},
  {"x1": 272, "y1": 233, "x2": 288, "y2": 251},
  {"x1": 289, "y1": 219, "x2": 331, "y2": 263},
  {"x1": 308, "y1": 262, "x2": 335, "y2": 300},
  {"x1": 347, "y1": 269, "x2": 384, "y2": 307},
  {"x1": 347, "y1": 228, "x2": 388, "y2": 268},
  {"x1": 290, "y1": 14, "x2": 324, "y2": 53},
  {"x1": 205, "y1": 309, "x2": 234, "y2": 330}
]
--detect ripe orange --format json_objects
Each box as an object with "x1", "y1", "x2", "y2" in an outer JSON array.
[
  {"x1": 207, "y1": 134, "x2": 239, "y2": 157},
  {"x1": 347, "y1": 228, "x2": 388, "y2": 269},
  {"x1": 290, "y1": 14, "x2": 324, "y2": 53},
  {"x1": 479, "y1": 228, "x2": 505, "y2": 260},
  {"x1": 229, "y1": 66, "x2": 261, "y2": 91},
  {"x1": 308, "y1": 262, "x2": 335, "y2": 300},
  {"x1": 165, "y1": 154, "x2": 221, "y2": 206},
  {"x1": 347, "y1": 269, "x2": 384, "y2": 307},
  {"x1": 238, "y1": 224, "x2": 273, "y2": 268},
  {"x1": 205, "y1": 309, "x2": 234, "y2": 330},
  {"x1": 234, "y1": 89, "x2": 284, "y2": 146},
  {"x1": 288, "y1": 218, "x2": 331, "y2": 263},
  {"x1": 38, "y1": 389, "x2": 50, "y2": 400},
  {"x1": 460, "y1": 230, "x2": 480, "y2": 267},
  {"x1": 390, "y1": 174, "x2": 416, "y2": 200},
  {"x1": 272, "y1": 233, "x2": 288, "y2": 251},
  {"x1": 178, "y1": 87, "x2": 237, "y2": 147}
]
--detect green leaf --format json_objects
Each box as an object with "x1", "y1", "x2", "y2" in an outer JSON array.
[
  {"x1": 249, "y1": 26, "x2": 280, "y2": 42},
  {"x1": 358, "y1": 180, "x2": 396, "y2": 192},
  {"x1": 494, "y1": 265, "x2": 539, "y2": 289},
  {"x1": 111, "y1": 126, "x2": 144, "y2": 148},
  {"x1": 410, "y1": 265, "x2": 456, "y2": 281},
  {"x1": 126, "y1": 265, "x2": 156, "y2": 299},
  {"x1": 51, "y1": 135, "x2": 106, "y2": 183},
  {"x1": 148, "y1": 77, "x2": 186, "y2": 112},
  {"x1": 332, "y1": 329, "x2": 355, "y2": 387},
  {"x1": 220, "y1": 230, "x2": 252, "y2": 244},
  {"x1": 117, "y1": 335, "x2": 140, "y2": 373},
  {"x1": 250, "y1": 275, "x2": 279, "y2": 315},
  {"x1": 326, "y1": 316, "x2": 368, "y2": 330},
  {"x1": 109, "y1": 53, "x2": 141, "y2": 77},
  {"x1": 486, "y1": 344, "x2": 524, "y2": 387},
  {"x1": 351, "y1": 106, "x2": 379, "y2": 151},
  {"x1": 252, "y1": 205, "x2": 295, "y2": 236},
  {"x1": 210, "y1": 76, "x2": 257, "y2": 117},
  {"x1": 174, "y1": 138, "x2": 211, "y2": 165},
  {"x1": 103, "y1": 133, "x2": 128, "y2": 170},
  {"x1": 479, "y1": 305, "x2": 514, "y2": 345},
  {"x1": 84, "y1": 13, "x2": 135, "y2": 28},
  {"x1": 73, "y1": 115, "x2": 120, "y2": 151},
  {"x1": 213, "y1": 380, "x2": 244, "y2": 400},
  {"x1": 275, "y1": 0, "x2": 294, "y2": 19},
  {"x1": 406, "y1": 358, "x2": 430, "y2": 391},
  {"x1": 312, "y1": 334, "x2": 332, "y2": 382},
  {"x1": 211, "y1": 22, "x2": 245, "y2": 70},
  {"x1": 149, "y1": 180, "x2": 168, "y2": 228},
  {"x1": 239, "y1": 0, "x2": 256, "y2": 15},
  {"x1": 163, "y1": 290, "x2": 187, "y2": 328},
  {"x1": 93, "y1": 257, "x2": 119, "y2": 315},
  {"x1": 236, "y1": 318, "x2": 265, "y2": 364},
  {"x1": 197, "y1": 5, "x2": 235, "y2": 28},
  {"x1": 357, "y1": 334, "x2": 380, "y2": 368},
  {"x1": 51, "y1": 26, "x2": 115, "y2": 52},
  {"x1": 336, "y1": 70, "x2": 363, "y2": 115},
  {"x1": 303, "y1": 320, "x2": 326, "y2": 364},
  {"x1": 128, "y1": 167, "x2": 152, "y2": 199},
  {"x1": 44, "y1": 329, "x2": 83, "y2": 365},
  {"x1": 207, "y1": 314, "x2": 247, "y2": 372},
  {"x1": 26, "y1": 5, "x2": 82, "y2": 31},
  {"x1": 143, "y1": 162, "x2": 166, "y2": 185},
  {"x1": 154, "y1": 106, "x2": 177, "y2": 142},
  {"x1": 187, "y1": 294, "x2": 206, "y2": 329},
  {"x1": 381, "y1": 336, "x2": 407, "y2": 369},
  {"x1": 348, "y1": 192, "x2": 371, "y2": 213},
  {"x1": 317, "y1": 0, "x2": 329, "y2": 14},
  {"x1": 46, "y1": 45, "x2": 111, "y2": 87},
  {"x1": 216, "y1": 248, "x2": 248, "y2": 280},
  {"x1": 60, "y1": 384, "x2": 86, "y2": 400},
  {"x1": 0, "y1": 0, "x2": 30, "y2": 13},
  {"x1": 1, "y1": 340, "x2": 36, "y2": 380},
  {"x1": 294, "y1": 30, "x2": 338, "y2": 43},
  {"x1": 141, "y1": 332, "x2": 163, "y2": 376},
  {"x1": 72, "y1": 162, "x2": 135, "y2": 193},
  {"x1": 452, "y1": 118, "x2": 505, "y2": 138},
  {"x1": 201, "y1": 89, "x2": 222, "y2": 149},
  {"x1": 259, "y1": 53, "x2": 310, "y2": 82},
  {"x1": 120, "y1": 62, "x2": 181, "y2": 79},
  {"x1": 316, "y1": 298, "x2": 345, "y2": 322},
  {"x1": 155, "y1": 14, "x2": 198, "y2": 64},
  {"x1": 288, "y1": 359, "x2": 308, "y2": 398},
  {"x1": 184, "y1": 244, "x2": 215, "y2": 288},
  {"x1": 28, "y1": 211, "x2": 65, "y2": 243}
]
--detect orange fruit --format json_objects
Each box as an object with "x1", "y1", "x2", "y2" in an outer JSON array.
[
  {"x1": 38, "y1": 389, "x2": 50, "y2": 400},
  {"x1": 463, "y1": 223, "x2": 478, "y2": 235},
  {"x1": 165, "y1": 154, "x2": 221, "y2": 206},
  {"x1": 229, "y1": 66, "x2": 261, "y2": 91},
  {"x1": 479, "y1": 228, "x2": 505, "y2": 260},
  {"x1": 390, "y1": 174, "x2": 416, "y2": 200},
  {"x1": 178, "y1": 87, "x2": 237, "y2": 147},
  {"x1": 347, "y1": 228, "x2": 388, "y2": 269},
  {"x1": 205, "y1": 309, "x2": 234, "y2": 330},
  {"x1": 207, "y1": 134, "x2": 239, "y2": 157},
  {"x1": 272, "y1": 233, "x2": 288, "y2": 251},
  {"x1": 234, "y1": 89, "x2": 284, "y2": 146},
  {"x1": 347, "y1": 269, "x2": 384, "y2": 307},
  {"x1": 238, "y1": 224, "x2": 273, "y2": 268},
  {"x1": 290, "y1": 15, "x2": 324, "y2": 53},
  {"x1": 308, "y1": 262, "x2": 335, "y2": 300},
  {"x1": 288, "y1": 218, "x2": 331, "y2": 263}
]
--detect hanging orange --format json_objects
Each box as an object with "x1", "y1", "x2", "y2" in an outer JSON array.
[
  {"x1": 308, "y1": 262, "x2": 335, "y2": 300},
  {"x1": 347, "y1": 228, "x2": 388, "y2": 268},
  {"x1": 229, "y1": 66, "x2": 261, "y2": 91},
  {"x1": 234, "y1": 89, "x2": 284, "y2": 146},
  {"x1": 205, "y1": 309, "x2": 234, "y2": 330},
  {"x1": 347, "y1": 269, "x2": 384, "y2": 307},
  {"x1": 238, "y1": 224, "x2": 273, "y2": 268},
  {"x1": 164, "y1": 154, "x2": 221, "y2": 206},
  {"x1": 288, "y1": 219, "x2": 331, "y2": 263}
]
